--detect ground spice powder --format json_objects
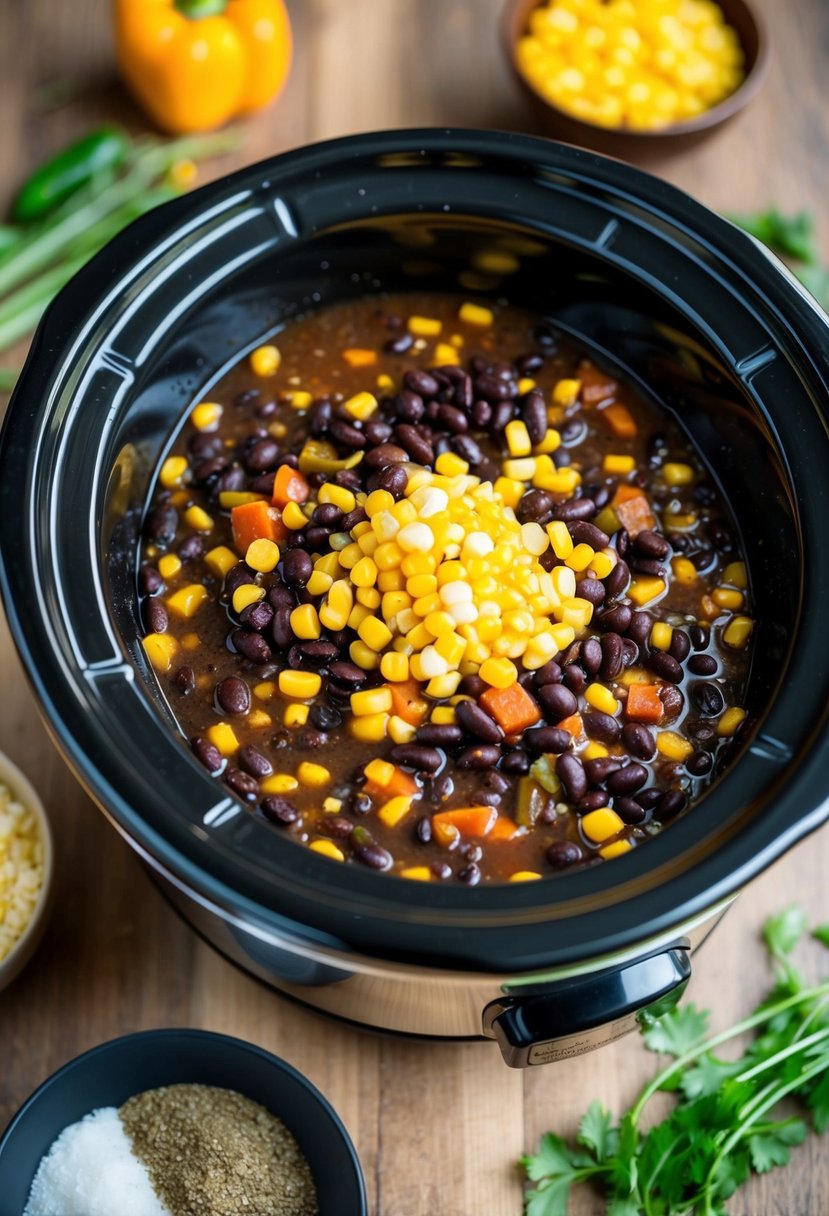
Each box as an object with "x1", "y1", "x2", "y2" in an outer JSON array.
[{"x1": 120, "y1": 1084, "x2": 317, "y2": 1216}]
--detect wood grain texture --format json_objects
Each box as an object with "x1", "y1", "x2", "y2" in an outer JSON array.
[{"x1": 0, "y1": 2, "x2": 827, "y2": 1213}]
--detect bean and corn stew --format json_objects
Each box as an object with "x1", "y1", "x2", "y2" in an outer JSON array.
[{"x1": 139, "y1": 294, "x2": 753, "y2": 885}]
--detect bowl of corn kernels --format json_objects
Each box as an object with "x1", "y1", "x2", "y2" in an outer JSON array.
[
  {"x1": 503, "y1": 0, "x2": 769, "y2": 156},
  {"x1": 0, "y1": 752, "x2": 52, "y2": 992}
]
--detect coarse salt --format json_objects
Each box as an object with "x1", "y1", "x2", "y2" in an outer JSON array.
[{"x1": 0, "y1": 778, "x2": 44, "y2": 963}]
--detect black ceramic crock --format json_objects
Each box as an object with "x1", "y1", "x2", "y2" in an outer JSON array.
[{"x1": 1, "y1": 131, "x2": 828, "y2": 1058}]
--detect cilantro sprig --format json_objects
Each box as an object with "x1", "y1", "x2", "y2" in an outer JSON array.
[
  {"x1": 522, "y1": 906, "x2": 829, "y2": 1215},
  {"x1": 728, "y1": 207, "x2": 829, "y2": 310}
]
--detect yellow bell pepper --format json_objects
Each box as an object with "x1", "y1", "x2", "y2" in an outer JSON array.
[{"x1": 114, "y1": 0, "x2": 293, "y2": 134}]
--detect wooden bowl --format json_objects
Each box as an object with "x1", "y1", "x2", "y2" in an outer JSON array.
[
  {"x1": 0, "y1": 753, "x2": 53, "y2": 992},
  {"x1": 502, "y1": 0, "x2": 770, "y2": 159}
]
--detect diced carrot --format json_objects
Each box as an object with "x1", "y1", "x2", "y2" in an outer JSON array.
[
  {"x1": 231, "y1": 500, "x2": 287, "y2": 552},
  {"x1": 556, "y1": 713, "x2": 584, "y2": 739},
  {"x1": 342, "y1": 348, "x2": 377, "y2": 368},
  {"x1": 601, "y1": 401, "x2": 637, "y2": 439},
  {"x1": 432, "y1": 806, "x2": 498, "y2": 838},
  {"x1": 625, "y1": 684, "x2": 664, "y2": 724},
  {"x1": 364, "y1": 765, "x2": 419, "y2": 801},
  {"x1": 389, "y1": 679, "x2": 429, "y2": 726},
  {"x1": 578, "y1": 359, "x2": 617, "y2": 405},
  {"x1": 615, "y1": 494, "x2": 656, "y2": 537},
  {"x1": 490, "y1": 816, "x2": 522, "y2": 842},
  {"x1": 479, "y1": 683, "x2": 541, "y2": 735},
  {"x1": 272, "y1": 464, "x2": 310, "y2": 508},
  {"x1": 611, "y1": 483, "x2": 642, "y2": 506}
]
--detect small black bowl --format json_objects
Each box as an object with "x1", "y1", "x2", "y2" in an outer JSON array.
[{"x1": 0, "y1": 1029, "x2": 367, "y2": 1215}]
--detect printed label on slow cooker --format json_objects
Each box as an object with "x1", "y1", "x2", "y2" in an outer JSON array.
[{"x1": 528, "y1": 1014, "x2": 638, "y2": 1064}]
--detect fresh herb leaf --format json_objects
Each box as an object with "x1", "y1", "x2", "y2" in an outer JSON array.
[
  {"x1": 728, "y1": 207, "x2": 818, "y2": 263},
  {"x1": 796, "y1": 263, "x2": 829, "y2": 309},
  {"x1": 522, "y1": 906, "x2": 829, "y2": 1215},
  {"x1": 813, "y1": 925, "x2": 829, "y2": 949}
]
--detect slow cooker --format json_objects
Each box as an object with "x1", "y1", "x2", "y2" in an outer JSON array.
[{"x1": 1, "y1": 131, "x2": 828, "y2": 1066}]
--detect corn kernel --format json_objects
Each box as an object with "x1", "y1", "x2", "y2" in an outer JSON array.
[
  {"x1": 535, "y1": 428, "x2": 562, "y2": 454},
  {"x1": 350, "y1": 712, "x2": 389, "y2": 742},
  {"x1": 344, "y1": 390, "x2": 378, "y2": 420},
  {"x1": 426, "y1": 672, "x2": 463, "y2": 698},
  {"x1": 260, "y1": 774, "x2": 298, "y2": 796},
  {"x1": 435, "y1": 451, "x2": 469, "y2": 477},
  {"x1": 671, "y1": 556, "x2": 698, "y2": 585},
  {"x1": 351, "y1": 686, "x2": 393, "y2": 716},
  {"x1": 458, "y1": 301, "x2": 494, "y2": 327},
  {"x1": 279, "y1": 670, "x2": 322, "y2": 699},
  {"x1": 319, "y1": 579, "x2": 354, "y2": 630},
  {"x1": 377, "y1": 796, "x2": 413, "y2": 828},
  {"x1": 298, "y1": 762, "x2": 331, "y2": 788},
  {"x1": 650, "y1": 622, "x2": 673, "y2": 651},
  {"x1": 723, "y1": 561, "x2": 748, "y2": 590},
  {"x1": 479, "y1": 656, "x2": 517, "y2": 688},
  {"x1": 290, "y1": 604, "x2": 322, "y2": 640},
  {"x1": 248, "y1": 709, "x2": 272, "y2": 729},
  {"x1": 657, "y1": 730, "x2": 694, "y2": 762},
  {"x1": 662, "y1": 462, "x2": 695, "y2": 486},
  {"x1": 401, "y1": 866, "x2": 432, "y2": 881},
  {"x1": 142, "y1": 633, "x2": 177, "y2": 671},
  {"x1": 717, "y1": 706, "x2": 746, "y2": 736},
  {"x1": 434, "y1": 342, "x2": 460, "y2": 365},
  {"x1": 493, "y1": 476, "x2": 523, "y2": 507},
  {"x1": 282, "y1": 501, "x2": 308, "y2": 530},
  {"x1": 553, "y1": 378, "x2": 581, "y2": 406},
  {"x1": 628, "y1": 577, "x2": 666, "y2": 606},
  {"x1": 505, "y1": 420, "x2": 532, "y2": 457},
  {"x1": 350, "y1": 640, "x2": 381, "y2": 670},
  {"x1": 503, "y1": 456, "x2": 536, "y2": 481},
  {"x1": 723, "y1": 615, "x2": 753, "y2": 649},
  {"x1": 232, "y1": 584, "x2": 265, "y2": 614},
  {"x1": 600, "y1": 840, "x2": 633, "y2": 860},
  {"x1": 712, "y1": 587, "x2": 744, "y2": 610},
  {"x1": 306, "y1": 571, "x2": 333, "y2": 596},
  {"x1": 184, "y1": 505, "x2": 213, "y2": 533},
  {"x1": 407, "y1": 315, "x2": 442, "y2": 336},
  {"x1": 323, "y1": 797, "x2": 344, "y2": 814},
  {"x1": 207, "y1": 722, "x2": 238, "y2": 756},
  {"x1": 190, "y1": 401, "x2": 222, "y2": 432},
  {"x1": 585, "y1": 683, "x2": 619, "y2": 716},
  {"x1": 589, "y1": 551, "x2": 615, "y2": 580},
  {"x1": 283, "y1": 704, "x2": 309, "y2": 727},
  {"x1": 547, "y1": 520, "x2": 574, "y2": 559},
  {"x1": 245, "y1": 538, "x2": 280, "y2": 573},
  {"x1": 158, "y1": 554, "x2": 182, "y2": 581},
  {"x1": 388, "y1": 715, "x2": 417, "y2": 744},
  {"x1": 582, "y1": 742, "x2": 609, "y2": 760},
  {"x1": 509, "y1": 871, "x2": 542, "y2": 882},
  {"x1": 603, "y1": 453, "x2": 635, "y2": 475},
  {"x1": 431, "y1": 706, "x2": 457, "y2": 725},
  {"x1": 285, "y1": 390, "x2": 313, "y2": 410},
  {"x1": 319, "y1": 483, "x2": 357, "y2": 512},
  {"x1": 167, "y1": 583, "x2": 209, "y2": 619},
  {"x1": 160, "y1": 455, "x2": 188, "y2": 488},
  {"x1": 254, "y1": 680, "x2": 275, "y2": 700},
  {"x1": 380, "y1": 651, "x2": 410, "y2": 682},
  {"x1": 582, "y1": 807, "x2": 623, "y2": 843},
  {"x1": 204, "y1": 546, "x2": 237, "y2": 579},
  {"x1": 219, "y1": 491, "x2": 265, "y2": 509},
  {"x1": 565, "y1": 543, "x2": 595, "y2": 573},
  {"x1": 309, "y1": 839, "x2": 345, "y2": 862},
  {"x1": 249, "y1": 344, "x2": 281, "y2": 376},
  {"x1": 350, "y1": 557, "x2": 377, "y2": 589}
]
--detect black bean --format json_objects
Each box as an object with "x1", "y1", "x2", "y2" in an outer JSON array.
[
  {"x1": 626, "y1": 612, "x2": 654, "y2": 654},
  {"x1": 471, "y1": 399, "x2": 493, "y2": 427},
  {"x1": 500, "y1": 750, "x2": 530, "y2": 775},
  {"x1": 621, "y1": 638, "x2": 639, "y2": 667},
  {"x1": 547, "y1": 840, "x2": 584, "y2": 868},
  {"x1": 605, "y1": 763, "x2": 648, "y2": 795},
  {"x1": 225, "y1": 768, "x2": 259, "y2": 802},
  {"x1": 321, "y1": 816, "x2": 354, "y2": 841},
  {"x1": 178, "y1": 534, "x2": 205, "y2": 562},
  {"x1": 239, "y1": 745, "x2": 272, "y2": 779},
  {"x1": 354, "y1": 840, "x2": 393, "y2": 870},
  {"x1": 404, "y1": 369, "x2": 440, "y2": 396},
  {"x1": 603, "y1": 560, "x2": 630, "y2": 600},
  {"x1": 474, "y1": 372, "x2": 515, "y2": 402},
  {"x1": 637, "y1": 788, "x2": 663, "y2": 811},
  {"x1": 692, "y1": 549, "x2": 715, "y2": 572},
  {"x1": 365, "y1": 443, "x2": 409, "y2": 468},
  {"x1": 693, "y1": 681, "x2": 725, "y2": 716},
  {"x1": 239, "y1": 600, "x2": 274, "y2": 632},
  {"x1": 245, "y1": 439, "x2": 280, "y2": 472},
  {"x1": 364, "y1": 418, "x2": 393, "y2": 446},
  {"x1": 280, "y1": 548, "x2": 311, "y2": 588},
  {"x1": 270, "y1": 606, "x2": 293, "y2": 650},
  {"x1": 389, "y1": 744, "x2": 442, "y2": 773},
  {"x1": 297, "y1": 640, "x2": 338, "y2": 667},
  {"x1": 405, "y1": 719, "x2": 462, "y2": 748},
  {"x1": 631, "y1": 557, "x2": 667, "y2": 579},
  {"x1": 583, "y1": 712, "x2": 622, "y2": 745},
  {"x1": 551, "y1": 497, "x2": 596, "y2": 522},
  {"x1": 453, "y1": 373, "x2": 474, "y2": 409},
  {"x1": 309, "y1": 703, "x2": 343, "y2": 731},
  {"x1": 386, "y1": 332, "x2": 414, "y2": 354},
  {"x1": 688, "y1": 654, "x2": 718, "y2": 676},
  {"x1": 577, "y1": 791, "x2": 609, "y2": 814},
  {"x1": 261, "y1": 795, "x2": 299, "y2": 825},
  {"x1": 569, "y1": 520, "x2": 610, "y2": 549},
  {"x1": 173, "y1": 665, "x2": 195, "y2": 695},
  {"x1": 415, "y1": 816, "x2": 433, "y2": 844},
  {"x1": 646, "y1": 650, "x2": 683, "y2": 683},
  {"x1": 226, "y1": 562, "x2": 255, "y2": 596},
  {"x1": 145, "y1": 503, "x2": 178, "y2": 544},
  {"x1": 614, "y1": 797, "x2": 647, "y2": 825},
  {"x1": 313, "y1": 503, "x2": 345, "y2": 528},
  {"x1": 598, "y1": 604, "x2": 632, "y2": 634},
  {"x1": 709, "y1": 521, "x2": 733, "y2": 551},
  {"x1": 296, "y1": 729, "x2": 329, "y2": 750},
  {"x1": 670, "y1": 630, "x2": 691, "y2": 663},
  {"x1": 689, "y1": 624, "x2": 710, "y2": 650},
  {"x1": 660, "y1": 684, "x2": 685, "y2": 721},
  {"x1": 534, "y1": 660, "x2": 563, "y2": 687},
  {"x1": 267, "y1": 585, "x2": 293, "y2": 611},
  {"x1": 577, "y1": 579, "x2": 606, "y2": 608},
  {"x1": 621, "y1": 723, "x2": 656, "y2": 760},
  {"x1": 452, "y1": 434, "x2": 483, "y2": 465},
  {"x1": 188, "y1": 432, "x2": 223, "y2": 459},
  {"x1": 538, "y1": 682, "x2": 578, "y2": 721},
  {"x1": 455, "y1": 862, "x2": 481, "y2": 885},
  {"x1": 686, "y1": 750, "x2": 713, "y2": 776},
  {"x1": 556, "y1": 752, "x2": 587, "y2": 802},
  {"x1": 523, "y1": 390, "x2": 547, "y2": 445},
  {"x1": 193, "y1": 455, "x2": 230, "y2": 483},
  {"x1": 455, "y1": 700, "x2": 504, "y2": 743},
  {"x1": 516, "y1": 489, "x2": 555, "y2": 525},
  {"x1": 139, "y1": 566, "x2": 163, "y2": 596},
  {"x1": 563, "y1": 666, "x2": 586, "y2": 694},
  {"x1": 657, "y1": 789, "x2": 687, "y2": 819},
  {"x1": 437, "y1": 404, "x2": 469, "y2": 433},
  {"x1": 481, "y1": 771, "x2": 511, "y2": 797},
  {"x1": 191, "y1": 735, "x2": 223, "y2": 774},
  {"x1": 634, "y1": 529, "x2": 670, "y2": 559},
  {"x1": 394, "y1": 423, "x2": 434, "y2": 464},
  {"x1": 580, "y1": 637, "x2": 603, "y2": 675},
  {"x1": 216, "y1": 675, "x2": 251, "y2": 716},
  {"x1": 600, "y1": 633, "x2": 624, "y2": 681},
  {"x1": 584, "y1": 757, "x2": 622, "y2": 785},
  {"x1": 143, "y1": 597, "x2": 168, "y2": 634},
  {"x1": 231, "y1": 628, "x2": 272, "y2": 665},
  {"x1": 517, "y1": 354, "x2": 544, "y2": 375},
  {"x1": 328, "y1": 660, "x2": 365, "y2": 686},
  {"x1": 523, "y1": 725, "x2": 571, "y2": 754},
  {"x1": 457, "y1": 744, "x2": 501, "y2": 770}
]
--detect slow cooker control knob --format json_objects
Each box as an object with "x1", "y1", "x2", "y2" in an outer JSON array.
[{"x1": 482, "y1": 946, "x2": 691, "y2": 1067}]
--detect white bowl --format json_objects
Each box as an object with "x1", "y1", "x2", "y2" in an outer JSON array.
[{"x1": 0, "y1": 752, "x2": 53, "y2": 992}]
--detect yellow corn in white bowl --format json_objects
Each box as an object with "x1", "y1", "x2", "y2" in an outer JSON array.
[{"x1": 0, "y1": 753, "x2": 53, "y2": 991}]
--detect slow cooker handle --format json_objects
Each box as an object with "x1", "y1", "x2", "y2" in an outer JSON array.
[{"x1": 482, "y1": 946, "x2": 690, "y2": 1067}]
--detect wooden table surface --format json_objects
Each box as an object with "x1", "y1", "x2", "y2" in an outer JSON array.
[{"x1": 1, "y1": 2, "x2": 827, "y2": 1213}]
